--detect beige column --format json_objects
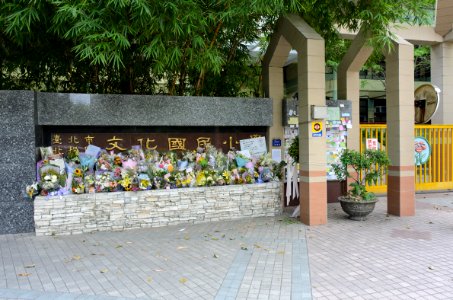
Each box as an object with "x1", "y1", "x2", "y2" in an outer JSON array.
[
  {"x1": 431, "y1": 42, "x2": 453, "y2": 124},
  {"x1": 337, "y1": 31, "x2": 373, "y2": 152},
  {"x1": 297, "y1": 38, "x2": 327, "y2": 225},
  {"x1": 263, "y1": 36, "x2": 291, "y2": 152},
  {"x1": 262, "y1": 66, "x2": 285, "y2": 148},
  {"x1": 262, "y1": 14, "x2": 327, "y2": 225},
  {"x1": 385, "y1": 38, "x2": 415, "y2": 216}
]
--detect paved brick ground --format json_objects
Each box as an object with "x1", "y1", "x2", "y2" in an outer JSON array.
[
  {"x1": 308, "y1": 192, "x2": 453, "y2": 300},
  {"x1": 0, "y1": 192, "x2": 452, "y2": 299},
  {"x1": 0, "y1": 215, "x2": 310, "y2": 300}
]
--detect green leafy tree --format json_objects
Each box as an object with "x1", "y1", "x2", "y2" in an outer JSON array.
[
  {"x1": 0, "y1": 0, "x2": 436, "y2": 95},
  {"x1": 333, "y1": 149, "x2": 390, "y2": 201}
]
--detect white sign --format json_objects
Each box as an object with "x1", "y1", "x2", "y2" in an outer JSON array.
[
  {"x1": 272, "y1": 149, "x2": 282, "y2": 163},
  {"x1": 366, "y1": 138, "x2": 379, "y2": 150},
  {"x1": 240, "y1": 136, "x2": 267, "y2": 157}
]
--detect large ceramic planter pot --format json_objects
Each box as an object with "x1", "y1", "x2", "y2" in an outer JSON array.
[{"x1": 338, "y1": 196, "x2": 377, "y2": 221}]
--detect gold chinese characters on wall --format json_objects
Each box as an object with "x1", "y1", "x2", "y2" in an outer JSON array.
[{"x1": 50, "y1": 131, "x2": 265, "y2": 154}]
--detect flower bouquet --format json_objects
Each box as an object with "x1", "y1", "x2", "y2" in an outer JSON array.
[
  {"x1": 25, "y1": 182, "x2": 39, "y2": 200},
  {"x1": 84, "y1": 173, "x2": 96, "y2": 193},
  {"x1": 235, "y1": 152, "x2": 250, "y2": 168},
  {"x1": 79, "y1": 153, "x2": 96, "y2": 172},
  {"x1": 138, "y1": 173, "x2": 152, "y2": 190},
  {"x1": 119, "y1": 169, "x2": 137, "y2": 191},
  {"x1": 27, "y1": 143, "x2": 283, "y2": 197},
  {"x1": 95, "y1": 172, "x2": 118, "y2": 192},
  {"x1": 71, "y1": 168, "x2": 85, "y2": 194},
  {"x1": 40, "y1": 171, "x2": 65, "y2": 196}
]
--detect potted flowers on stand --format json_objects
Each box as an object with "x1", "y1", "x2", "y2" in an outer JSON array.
[{"x1": 332, "y1": 149, "x2": 390, "y2": 221}]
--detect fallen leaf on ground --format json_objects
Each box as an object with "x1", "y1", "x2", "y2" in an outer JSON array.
[
  {"x1": 254, "y1": 244, "x2": 261, "y2": 248},
  {"x1": 179, "y1": 277, "x2": 188, "y2": 284},
  {"x1": 213, "y1": 253, "x2": 219, "y2": 258},
  {"x1": 24, "y1": 264, "x2": 35, "y2": 269},
  {"x1": 64, "y1": 255, "x2": 82, "y2": 263},
  {"x1": 17, "y1": 273, "x2": 31, "y2": 277},
  {"x1": 115, "y1": 245, "x2": 123, "y2": 249},
  {"x1": 100, "y1": 268, "x2": 108, "y2": 273},
  {"x1": 147, "y1": 277, "x2": 153, "y2": 283},
  {"x1": 211, "y1": 237, "x2": 219, "y2": 241},
  {"x1": 277, "y1": 250, "x2": 285, "y2": 255},
  {"x1": 184, "y1": 235, "x2": 190, "y2": 240}
]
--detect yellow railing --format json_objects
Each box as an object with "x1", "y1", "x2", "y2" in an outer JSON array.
[{"x1": 360, "y1": 124, "x2": 453, "y2": 192}]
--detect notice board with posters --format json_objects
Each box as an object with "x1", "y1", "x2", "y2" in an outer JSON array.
[{"x1": 325, "y1": 100, "x2": 352, "y2": 180}]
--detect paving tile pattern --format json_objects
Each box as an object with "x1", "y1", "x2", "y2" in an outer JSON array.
[
  {"x1": 0, "y1": 216, "x2": 309, "y2": 300},
  {"x1": 0, "y1": 192, "x2": 452, "y2": 299},
  {"x1": 307, "y1": 193, "x2": 453, "y2": 300}
]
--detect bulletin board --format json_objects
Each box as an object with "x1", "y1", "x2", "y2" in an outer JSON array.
[{"x1": 325, "y1": 100, "x2": 352, "y2": 180}]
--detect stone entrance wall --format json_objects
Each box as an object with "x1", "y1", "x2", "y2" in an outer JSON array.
[
  {"x1": 34, "y1": 182, "x2": 282, "y2": 236},
  {"x1": 0, "y1": 91, "x2": 273, "y2": 234}
]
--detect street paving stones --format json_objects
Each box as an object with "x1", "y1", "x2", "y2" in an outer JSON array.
[{"x1": 0, "y1": 192, "x2": 452, "y2": 299}]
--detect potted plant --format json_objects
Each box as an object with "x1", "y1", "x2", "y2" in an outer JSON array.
[{"x1": 332, "y1": 149, "x2": 390, "y2": 220}]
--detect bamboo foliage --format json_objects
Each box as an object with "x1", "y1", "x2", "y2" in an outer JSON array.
[{"x1": 0, "y1": 0, "x2": 435, "y2": 95}]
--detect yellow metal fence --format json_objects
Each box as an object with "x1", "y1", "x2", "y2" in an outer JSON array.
[{"x1": 360, "y1": 124, "x2": 453, "y2": 192}]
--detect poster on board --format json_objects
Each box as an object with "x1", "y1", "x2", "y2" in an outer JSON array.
[{"x1": 240, "y1": 136, "x2": 267, "y2": 157}]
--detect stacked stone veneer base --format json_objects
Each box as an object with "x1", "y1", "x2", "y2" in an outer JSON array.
[{"x1": 34, "y1": 182, "x2": 282, "y2": 236}]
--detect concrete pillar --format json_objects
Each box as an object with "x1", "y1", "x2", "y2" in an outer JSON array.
[
  {"x1": 337, "y1": 31, "x2": 373, "y2": 152},
  {"x1": 385, "y1": 38, "x2": 415, "y2": 216},
  {"x1": 431, "y1": 42, "x2": 453, "y2": 124},
  {"x1": 262, "y1": 14, "x2": 327, "y2": 225},
  {"x1": 297, "y1": 38, "x2": 327, "y2": 225},
  {"x1": 263, "y1": 36, "x2": 291, "y2": 153}
]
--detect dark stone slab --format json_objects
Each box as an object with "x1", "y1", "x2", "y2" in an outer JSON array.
[
  {"x1": 0, "y1": 201, "x2": 34, "y2": 234},
  {"x1": 0, "y1": 91, "x2": 36, "y2": 233},
  {"x1": 37, "y1": 93, "x2": 273, "y2": 126},
  {"x1": 0, "y1": 137, "x2": 35, "y2": 164},
  {"x1": 0, "y1": 164, "x2": 36, "y2": 202}
]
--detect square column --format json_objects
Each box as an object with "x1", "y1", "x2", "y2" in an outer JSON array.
[
  {"x1": 298, "y1": 38, "x2": 327, "y2": 225},
  {"x1": 385, "y1": 41, "x2": 415, "y2": 216},
  {"x1": 337, "y1": 32, "x2": 373, "y2": 152},
  {"x1": 262, "y1": 66, "x2": 285, "y2": 150},
  {"x1": 431, "y1": 42, "x2": 453, "y2": 124}
]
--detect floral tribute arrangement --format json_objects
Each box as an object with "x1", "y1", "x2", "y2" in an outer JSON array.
[{"x1": 26, "y1": 144, "x2": 284, "y2": 200}]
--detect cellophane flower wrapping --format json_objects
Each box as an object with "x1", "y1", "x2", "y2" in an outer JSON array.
[{"x1": 27, "y1": 144, "x2": 283, "y2": 198}]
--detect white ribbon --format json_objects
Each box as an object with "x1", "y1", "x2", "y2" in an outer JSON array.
[
  {"x1": 292, "y1": 164, "x2": 299, "y2": 200},
  {"x1": 286, "y1": 161, "x2": 292, "y2": 206}
]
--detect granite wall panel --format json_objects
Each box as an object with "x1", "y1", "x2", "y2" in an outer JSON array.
[
  {"x1": 37, "y1": 93, "x2": 273, "y2": 126},
  {"x1": 0, "y1": 91, "x2": 36, "y2": 234}
]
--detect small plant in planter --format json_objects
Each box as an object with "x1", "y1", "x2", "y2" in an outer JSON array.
[{"x1": 332, "y1": 149, "x2": 390, "y2": 220}]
